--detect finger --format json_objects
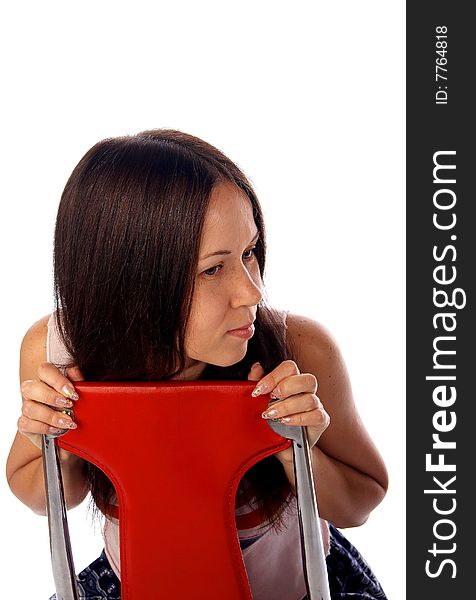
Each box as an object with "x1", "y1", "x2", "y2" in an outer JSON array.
[
  {"x1": 262, "y1": 393, "x2": 322, "y2": 420},
  {"x1": 251, "y1": 360, "x2": 300, "y2": 397},
  {"x1": 274, "y1": 406, "x2": 330, "y2": 429},
  {"x1": 66, "y1": 366, "x2": 85, "y2": 382},
  {"x1": 21, "y1": 399, "x2": 77, "y2": 430},
  {"x1": 247, "y1": 362, "x2": 266, "y2": 381},
  {"x1": 268, "y1": 372, "x2": 318, "y2": 400},
  {"x1": 18, "y1": 415, "x2": 68, "y2": 437},
  {"x1": 36, "y1": 362, "x2": 79, "y2": 400},
  {"x1": 20, "y1": 379, "x2": 75, "y2": 410},
  {"x1": 283, "y1": 408, "x2": 330, "y2": 429}
]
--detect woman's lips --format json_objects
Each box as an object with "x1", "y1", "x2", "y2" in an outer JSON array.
[{"x1": 226, "y1": 323, "x2": 255, "y2": 339}]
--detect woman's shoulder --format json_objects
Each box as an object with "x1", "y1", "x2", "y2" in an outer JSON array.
[
  {"x1": 284, "y1": 312, "x2": 344, "y2": 376},
  {"x1": 20, "y1": 314, "x2": 52, "y2": 370},
  {"x1": 21, "y1": 314, "x2": 51, "y2": 347},
  {"x1": 285, "y1": 312, "x2": 336, "y2": 350}
]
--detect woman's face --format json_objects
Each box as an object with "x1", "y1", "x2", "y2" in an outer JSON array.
[{"x1": 179, "y1": 181, "x2": 263, "y2": 378}]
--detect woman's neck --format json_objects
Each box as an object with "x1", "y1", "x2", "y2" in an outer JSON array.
[{"x1": 170, "y1": 358, "x2": 207, "y2": 381}]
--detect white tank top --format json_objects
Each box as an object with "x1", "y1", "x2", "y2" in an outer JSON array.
[{"x1": 46, "y1": 311, "x2": 311, "y2": 599}]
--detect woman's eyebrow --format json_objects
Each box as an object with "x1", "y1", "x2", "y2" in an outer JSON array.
[{"x1": 200, "y1": 230, "x2": 259, "y2": 261}]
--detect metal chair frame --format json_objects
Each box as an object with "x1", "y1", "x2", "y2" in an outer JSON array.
[{"x1": 43, "y1": 381, "x2": 330, "y2": 599}]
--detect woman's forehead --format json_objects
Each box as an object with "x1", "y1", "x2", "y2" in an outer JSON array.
[{"x1": 201, "y1": 183, "x2": 257, "y2": 245}]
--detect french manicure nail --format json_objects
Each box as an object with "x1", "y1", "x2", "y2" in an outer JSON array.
[
  {"x1": 55, "y1": 397, "x2": 73, "y2": 408},
  {"x1": 62, "y1": 385, "x2": 79, "y2": 401},
  {"x1": 58, "y1": 418, "x2": 77, "y2": 429},
  {"x1": 251, "y1": 383, "x2": 268, "y2": 397},
  {"x1": 262, "y1": 409, "x2": 278, "y2": 419},
  {"x1": 279, "y1": 417, "x2": 291, "y2": 423}
]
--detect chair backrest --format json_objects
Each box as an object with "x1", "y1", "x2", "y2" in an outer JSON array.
[{"x1": 58, "y1": 381, "x2": 290, "y2": 599}]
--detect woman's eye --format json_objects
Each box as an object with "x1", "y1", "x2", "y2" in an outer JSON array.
[
  {"x1": 201, "y1": 247, "x2": 256, "y2": 277},
  {"x1": 243, "y1": 246, "x2": 257, "y2": 260},
  {"x1": 203, "y1": 265, "x2": 222, "y2": 277}
]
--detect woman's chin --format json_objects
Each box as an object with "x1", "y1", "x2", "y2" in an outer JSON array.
[
  {"x1": 186, "y1": 339, "x2": 249, "y2": 370},
  {"x1": 210, "y1": 346, "x2": 248, "y2": 368}
]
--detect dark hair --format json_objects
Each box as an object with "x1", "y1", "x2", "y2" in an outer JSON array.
[{"x1": 54, "y1": 129, "x2": 294, "y2": 528}]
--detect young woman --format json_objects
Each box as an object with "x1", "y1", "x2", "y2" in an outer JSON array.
[{"x1": 6, "y1": 129, "x2": 388, "y2": 599}]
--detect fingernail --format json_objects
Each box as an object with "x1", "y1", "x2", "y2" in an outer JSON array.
[
  {"x1": 62, "y1": 385, "x2": 79, "y2": 401},
  {"x1": 251, "y1": 383, "x2": 268, "y2": 397},
  {"x1": 262, "y1": 408, "x2": 278, "y2": 419},
  {"x1": 55, "y1": 397, "x2": 73, "y2": 408},
  {"x1": 58, "y1": 418, "x2": 77, "y2": 429},
  {"x1": 279, "y1": 417, "x2": 291, "y2": 423},
  {"x1": 251, "y1": 362, "x2": 261, "y2": 369},
  {"x1": 270, "y1": 387, "x2": 281, "y2": 399}
]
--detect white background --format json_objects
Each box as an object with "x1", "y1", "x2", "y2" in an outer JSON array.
[{"x1": 0, "y1": 1, "x2": 405, "y2": 598}]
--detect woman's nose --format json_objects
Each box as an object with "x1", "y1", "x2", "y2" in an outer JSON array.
[{"x1": 230, "y1": 264, "x2": 262, "y2": 308}]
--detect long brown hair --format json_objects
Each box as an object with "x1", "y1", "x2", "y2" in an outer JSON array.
[{"x1": 53, "y1": 129, "x2": 294, "y2": 527}]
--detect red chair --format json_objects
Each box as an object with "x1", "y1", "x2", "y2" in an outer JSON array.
[{"x1": 48, "y1": 381, "x2": 291, "y2": 599}]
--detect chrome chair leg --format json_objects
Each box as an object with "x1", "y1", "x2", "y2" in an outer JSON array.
[
  {"x1": 42, "y1": 434, "x2": 80, "y2": 600},
  {"x1": 267, "y1": 420, "x2": 331, "y2": 600}
]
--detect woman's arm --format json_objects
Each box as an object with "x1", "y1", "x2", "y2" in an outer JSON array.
[
  {"x1": 258, "y1": 313, "x2": 388, "y2": 528},
  {"x1": 5, "y1": 316, "x2": 89, "y2": 515}
]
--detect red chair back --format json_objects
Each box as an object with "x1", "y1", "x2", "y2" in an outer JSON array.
[{"x1": 58, "y1": 381, "x2": 290, "y2": 599}]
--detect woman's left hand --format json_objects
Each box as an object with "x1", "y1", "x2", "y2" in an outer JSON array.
[{"x1": 247, "y1": 360, "x2": 330, "y2": 465}]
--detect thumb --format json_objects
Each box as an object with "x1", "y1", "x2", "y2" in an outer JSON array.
[{"x1": 247, "y1": 361, "x2": 265, "y2": 381}]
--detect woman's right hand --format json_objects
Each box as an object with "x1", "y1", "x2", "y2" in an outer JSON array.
[{"x1": 18, "y1": 362, "x2": 84, "y2": 450}]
